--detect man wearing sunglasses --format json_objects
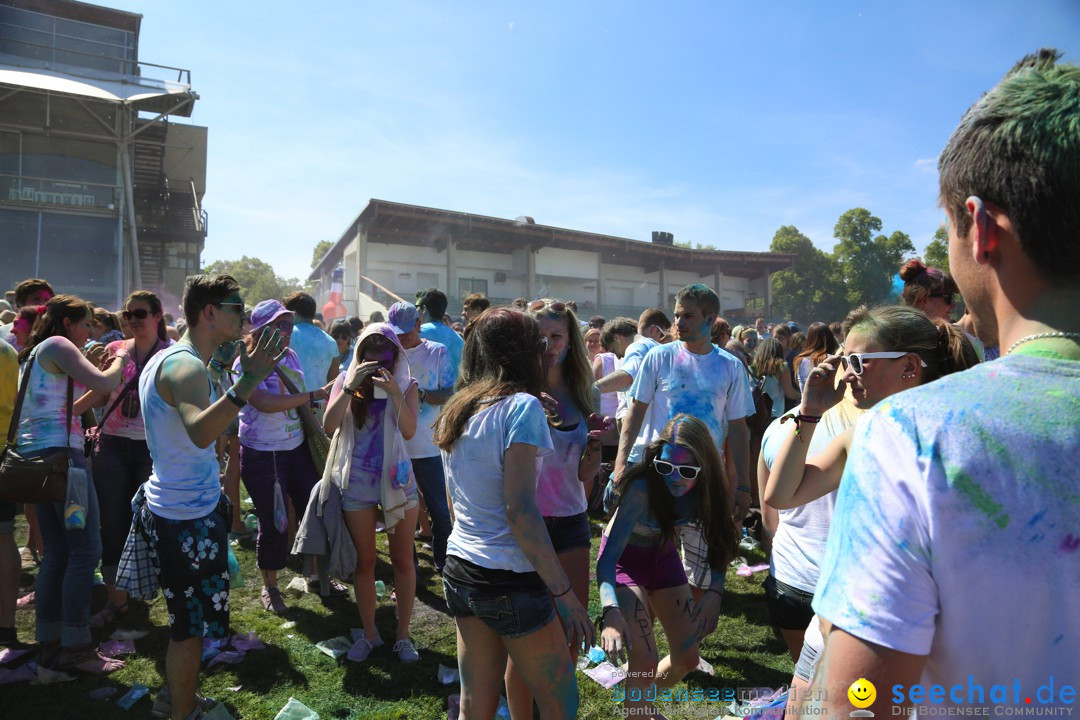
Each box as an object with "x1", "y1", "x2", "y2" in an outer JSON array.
[
  {"x1": 810, "y1": 50, "x2": 1080, "y2": 717},
  {"x1": 134, "y1": 274, "x2": 286, "y2": 720},
  {"x1": 613, "y1": 285, "x2": 755, "y2": 613}
]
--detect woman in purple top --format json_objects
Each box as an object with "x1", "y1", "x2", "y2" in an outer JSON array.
[
  {"x1": 81, "y1": 291, "x2": 171, "y2": 629},
  {"x1": 236, "y1": 300, "x2": 332, "y2": 615}
]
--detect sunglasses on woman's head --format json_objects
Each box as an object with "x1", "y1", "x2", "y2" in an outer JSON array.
[
  {"x1": 842, "y1": 351, "x2": 928, "y2": 376},
  {"x1": 528, "y1": 299, "x2": 566, "y2": 313},
  {"x1": 652, "y1": 458, "x2": 701, "y2": 481}
]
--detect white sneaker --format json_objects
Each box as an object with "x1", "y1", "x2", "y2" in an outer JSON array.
[{"x1": 393, "y1": 638, "x2": 420, "y2": 663}]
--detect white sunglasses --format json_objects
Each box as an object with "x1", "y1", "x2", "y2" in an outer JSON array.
[{"x1": 843, "y1": 351, "x2": 927, "y2": 376}]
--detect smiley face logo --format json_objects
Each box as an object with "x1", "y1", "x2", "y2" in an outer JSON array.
[{"x1": 848, "y1": 678, "x2": 877, "y2": 709}]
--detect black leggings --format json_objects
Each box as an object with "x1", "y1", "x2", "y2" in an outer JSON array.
[{"x1": 93, "y1": 435, "x2": 153, "y2": 583}]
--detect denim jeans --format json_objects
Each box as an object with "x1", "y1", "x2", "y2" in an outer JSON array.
[
  {"x1": 34, "y1": 448, "x2": 101, "y2": 648},
  {"x1": 411, "y1": 456, "x2": 451, "y2": 573},
  {"x1": 92, "y1": 434, "x2": 153, "y2": 584}
]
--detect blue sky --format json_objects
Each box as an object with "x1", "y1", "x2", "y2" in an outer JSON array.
[{"x1": 130, "y1": 0, "x2": 1080, "y2": 281}]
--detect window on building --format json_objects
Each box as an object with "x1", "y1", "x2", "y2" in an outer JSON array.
[
  {"x1": 0, "y1": 5, "x2": 136, "y2": 76},
  {"x1": 0, "y1": 209, "x2": 119, "y2": 308},
  {"x1": 458, "y1": 278, "x2": 487, "y2": 300}
]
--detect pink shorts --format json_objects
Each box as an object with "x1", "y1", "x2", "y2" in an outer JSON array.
[{"x1": 598, "y1": 534, "x2": 688, "y2": 592}]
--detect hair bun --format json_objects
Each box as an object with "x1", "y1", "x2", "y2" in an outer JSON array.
[{"x1": 899, "y1": 258, "x2": 929, "y2": 282}]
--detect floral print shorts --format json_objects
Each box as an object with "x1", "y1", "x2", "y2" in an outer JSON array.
[{"x1": 144, "y1": 507, "x2": 230, "y2": 642}]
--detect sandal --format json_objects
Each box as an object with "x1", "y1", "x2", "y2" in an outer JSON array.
[
  {"x1": 89, "y1": 601, "x2": 128, "y2": 630},
  {"x1": 57, "y1": 646, "x2": 125, "y2": 675},
  {"x1": 306, "y1": 577, "x2": 349, "y2": 597}
]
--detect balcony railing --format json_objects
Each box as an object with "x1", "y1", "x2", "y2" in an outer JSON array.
[{"x1": 2, "y1": 173, "x2": 120, "y2": 211}]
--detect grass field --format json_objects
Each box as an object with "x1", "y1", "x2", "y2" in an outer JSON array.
[{"x1": 2, "y1": 507, "x2": 792, "y2": 720}]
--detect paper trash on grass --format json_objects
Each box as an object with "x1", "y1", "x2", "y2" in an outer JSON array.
[
  {"x1": 0, "y1": 662, "x2": 38, "y2": 685},
  {"x1": 109, "y1": 628, "x2": 149, "y2": 641},
  {"x1": 116, "y1": 683, "x2": 149, "y2": 710},
  {"x1": 34, "y1": 664, "x2": 75, "y2": 685},
  {"x1": 207, "y1": 650, "x2": 246, "y2": 669},
  {"x1": 273, "y1": 697, "x2": 320, "y2": 720},
  {"x1": 231, "y1": 631, "x2": 266, "y2": 652},
  {"x1": 315, "y1": 636, "x2": 352, "y2": 660},
  {"x1": 100, "y1": 639, "x2": 137, "y2": 656},
  {"x1": 0, "y1": 648, "x2": 30, "y2": 665},
  {"x1": 696, "y1": 656, "x2": 715, "y2": 675},
  {"x1": 583, "y1": 661, "x2": 625, "y2": 689},
  {"x1": 437, "y1": 664, "x2": 459, "y2": 685},
  {"x1": 286, "y1": 576, "x2": 309, "y2": 593},
  {"x1": 280, "y1": 621, "x2": 297, "y2": 629},
  {"x1": 735, "y1": 563, "x2": 770, "y2": 577}
]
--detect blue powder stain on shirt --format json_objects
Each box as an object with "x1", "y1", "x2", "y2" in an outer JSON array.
[
  {"x1": 1053, "y1": 634, "x2": 1064, "y2": 645},
  {"x1": 1026, "y1": 510, "x2": 1046, "y2": 528}
]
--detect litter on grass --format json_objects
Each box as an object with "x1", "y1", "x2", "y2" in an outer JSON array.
[
  {"x1": 273, "y1": 697, "x2": 320, "y2": 720},
  {"x1": 437, "y1": 664, "x2": 459, "y2": 685},
  {"x1": 0, "y1": 662, "x2": 37, "y2": 685},
  {"x1": 583, "y1": 661, "x2": 625, "y2": 689},
  {"x1": 116, "y1": 683, "x2": 149, "y2": 710},
  {"x1": 735, "y1": 563, "x2": 770, "y2": 577},
  {"x1": 89, "y1": 687, "x2": 119, "y2": 700},
  {"x1": 100, "y1": 639, "x2": 136, "y2": 656},
  {"x1": 0, "y1": 648, "x2": 30, "y2": 665},
  {"x1": 315, "y1": 636, "x2": 352, "y2": 660}
]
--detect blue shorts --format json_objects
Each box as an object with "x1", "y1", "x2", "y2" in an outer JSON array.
[
  {"x1": 543, "y1": 512, "x2": 592, "y2": 554},
  {"x1": 442, "y1": 555, "x2": 555, "y2": 639}
]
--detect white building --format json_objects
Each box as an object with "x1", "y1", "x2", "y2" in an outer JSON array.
[{"x1": 309, "y1": 199, "x2": 794, "y2": 321}]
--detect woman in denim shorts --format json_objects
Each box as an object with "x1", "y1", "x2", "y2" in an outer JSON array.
[
  {"x1": 597, "y1": 414, "x2": 738, "y2": 720},
  {"x1": 323, "y1": 323, "x2": 421, "y2": 664},
  {"x1": 434, "y1": 308, "x2": 594, "y2": 720}
]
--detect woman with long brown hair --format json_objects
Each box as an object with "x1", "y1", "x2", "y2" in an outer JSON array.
[
  {"x1": 793, "y1": 322, "x2": 839, "y2": 392},
  {"x1": 16, "y1": 295, "x2": 130, "y2": 673},
  {"x1": 598, "y1": 414, "x2": 738, "y2": 719},
  {"x1": 434, "y1": 308, "x2": 593, "y2": 720},
  {"x1": 80, "y1": 290, "x2": 171, "y2": 629}
]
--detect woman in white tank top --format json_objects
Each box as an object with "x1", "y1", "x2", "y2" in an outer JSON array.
[{"x1": 16, "y1": 295, "x2": 129, "y2": 674}]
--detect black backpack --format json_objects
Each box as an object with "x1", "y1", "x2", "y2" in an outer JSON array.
[{"x1": 747, "y1": 367, "x2": 774, "y2": 437}]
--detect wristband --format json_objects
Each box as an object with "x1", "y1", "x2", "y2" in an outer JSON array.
[
  {"x1": 780, "y1": 411, "x2": 821, "y2": 443},
  {"x1": 736, "y1": 485, "x2": 751, "y2": 493},
  {"x1": 552, "y1": 585, "x2": 573, "y2": 598},
  {"x1": 418, "y1": 388, "x2": 427, "y2": 403},
  {"x1": 225, "y1": 387, "x2": 247, "y2": 409}
]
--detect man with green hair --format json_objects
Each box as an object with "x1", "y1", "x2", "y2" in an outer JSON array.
[{"x1": 811, "y1": 49, "x2": 1080, "y2": 715}]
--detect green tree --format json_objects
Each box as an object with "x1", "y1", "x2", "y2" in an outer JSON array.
[
  {"x1": 924, "y1": 226, "x2": 950, "y2": 273},
  {"x1": 833, "y1": 208, "x2": 915, "y2": 308},
  {"x1": 768, "y1": 225, "x2": 847, "y2": 324},
  {"x1": 311, "y1": 240, "x2": 334, "y2": 269},
  {"x1": 203, "y1": 256, "x2": 302, "y2": 306}
]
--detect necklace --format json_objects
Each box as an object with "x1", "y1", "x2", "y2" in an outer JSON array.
[{"x1": 1006, "y1": 331, "x2": 1080, "y2": 356}]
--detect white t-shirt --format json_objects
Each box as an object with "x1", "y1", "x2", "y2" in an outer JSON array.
[
  {"x1": 628, "y1": 341, "x2": 754, "y2": 464},
  {"x1": 403, "y1": 340, "x2": 454, "y2": 459},
  {"x1": 236, "y1": 349, "x2": 305, "y2": 452},
  {"x1": 443, "y1": 393, "x2": 554, "y2": 573},
  {"x1": 536, "y1": 420, "x2": 588, "y2": 518},
  {"x1": 616, "y1": 338, "x2": 657, "y2": 420},
  {"x1": 759, "y1": 413, "x2": 849, "y2": 593},
  {"x1": 814, "y1": 355, "x2": 1080, "y2": 706},
  {"x1": 597, "y1": 352, "x2": 620, "y2": 419}
]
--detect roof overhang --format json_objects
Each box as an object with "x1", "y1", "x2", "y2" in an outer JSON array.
[
  {"x1": 0, "y1": 64, "x2": 197, "y2": 116},
  {"x1": 311, "y1": 199, "x2": 796, "y2": 281}
]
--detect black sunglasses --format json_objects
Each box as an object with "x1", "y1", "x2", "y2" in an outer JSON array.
[{"x1": 122, "y1": 308, "x2": 152, "y2": 321}]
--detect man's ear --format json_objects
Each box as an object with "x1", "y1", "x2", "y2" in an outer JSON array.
[{"x1": 966, "y1": 196, "x2": 1000, "y2": 264}]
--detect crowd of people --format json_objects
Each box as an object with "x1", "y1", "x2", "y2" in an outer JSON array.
[{"x1": 0, "y1": 48, "x2": 1076, "y2": 720}]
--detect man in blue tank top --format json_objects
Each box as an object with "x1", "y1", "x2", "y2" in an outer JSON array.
[{"x1": 140, "y1": 274, "x2": 284, "y2": 720}]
